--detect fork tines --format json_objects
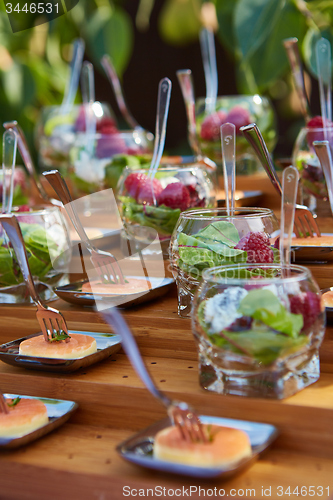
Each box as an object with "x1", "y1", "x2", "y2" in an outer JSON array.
[
  {"x1": 294, "y1": 209, "x2": 321, "y2": 238},
  {"x1": 169, "y1": 404, "x2": 207, "y2": 443},
  {"x1": 0, "y1": 393, "x2": 9, "y2": 414},
  {"x1": 37, "y1": 308, "x2": 70, "y2": 343},
  {"x1": 91, "y1": 252, "x2": 125, "y2": 284}
]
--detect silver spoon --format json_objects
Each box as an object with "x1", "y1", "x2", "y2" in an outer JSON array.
[
  {"x1": 280, "y1": 166, "x2": 299, "y2": 270},
  {"x1": 81, "y1": 61, "x2": 97, "y2": 158},
  {"x1": 176, "y1": 69, "x2": 201, "y2": 157},
  {"x1": 2, "y1": 128, "x2": 17, "y2": 214},
  {"x1": 283, "y1": 37, "x2": 311, "y2": 123},
  {"x1": 101, "y1": 54, "x2": 141, "y2": 131},
  {"x1": 3, "y1": 120, "x2": 61, "y2": 207},
  {"x1": 200, "y1": 27, "x2": 218, "y2": 114},
  {"x1": 61, "y1": 38, "x2": 85, "y2": 115},
  {"x1": 148, "y1": 77, "x2": 172, "y2": 184},
  {"x1": 316, "y1": 37, "x2": 332, "y2": 134},
  {"x1": 176, "y1": 69, "x2": 217, "y2": 171},
  {"x1": 221, "y1": 122, "x2": 236, "y2": 216}
]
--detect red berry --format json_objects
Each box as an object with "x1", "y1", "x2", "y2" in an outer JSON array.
[
  {"x1": 186, "y1": 183, "x2": 206, "y2": 207},
  {"x1": 157, "y1": 182, "x2": 191, "y2": 212},
  {"x1": 124, "y1": 173, "x2": 148, "y2": 199},
  {"x1": 235, "y1": 232, "x2": 274, "y2": 263},
  {"x1": 226, "y1": 106, "x2": 251, "y2": 133},
  {"x1": 306, "y1": 115, "x2": 333, "y2": 147},
  {"x1": 289, "y1": 291, "x2": 322, "y2": 331},
  {"x1": 97, "y1": 116, "x2": 117, "y2": 133},
  {"x1": 200, "y1": 110, "x2": 227, "y2": 141},
  {"x1": 137, "y1": 178, "x2": 163, "y2": 205},
  {"x1": 16, "y1": 205, "x2": 30, "y2": 212},
  {"x1": 307, "y1": 116, "x2": 325, "y2": 128}
]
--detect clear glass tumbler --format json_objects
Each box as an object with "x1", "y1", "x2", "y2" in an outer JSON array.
[
  {"x1": 191, "y1": 263, "x2": 325, "y2": 399},
  {"x1": 169, "y1": 207, "x2": 279, "y2": 317},
  {"x1": 292, "y1": 124, "x2": 333, "y2": 216}
]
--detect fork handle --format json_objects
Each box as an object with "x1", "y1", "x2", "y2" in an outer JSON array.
[
  {"x1": 240, "y1": 123, "x2": 282, "y2": 196},
  {"x1": 103, "y1": 308, "x2": 171, "y2": 408},
  {"x1": 43, "y1": 170, "x2": 95, "y2": 253},
  {"x1": 0, "y1": 214, "x2": 45, "y2": 308},
  {"x1": 176, "y1": 69, "x2": 201, "y2": 157},
  {"x1": 101, "y1": 55, "x2": 140, "y2": 130},
  {"x1": 3, "y1": 121, "x2": 52, "y2": 205}
]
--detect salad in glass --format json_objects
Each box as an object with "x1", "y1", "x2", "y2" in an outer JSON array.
[
  {"x1": 0, "y1": 206, "x2": 71, "y2": 304},
  {"x1": 169, "y1": 208, "x2": 279, "y2": 316},
  {"x1": 192, "y1": 263, "x2": 325, "y2": 399},
  {"x1": 195, "y1": 95, "x2": 277, "y2": 174},
  {"x1": 117, "y1": 162, "x2": 216, "y2": 257},
  {"x1": 292, "y1": 117, "x2": 333, "y2": 215}
]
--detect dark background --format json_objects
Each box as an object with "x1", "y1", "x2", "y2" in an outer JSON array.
[{"x1": 94, "y1": 1, "x2": 321, "y2": 161}]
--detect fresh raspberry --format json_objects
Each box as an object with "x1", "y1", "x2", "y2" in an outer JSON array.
[
  {"x1": 124, "y1": 173, "x2": 148, "y2": 198},
  {"x1": 16, "y1": 205, "x2": 30, "y2": 212},
  {"x1": 235, "y1": 232, "x2": 274, "y2": 263},
  {"x1": 137, "y1": 178, "x2": 163, "y2": 205},
  {"x1": 307, "y1": 116, "x2": 325, "y2": 128},
  {"x1": 306, "y1": 115, "x2": 333, "y2": 147},
  {"x1": 186, "y1": 183, "x2": 206, "y2": 208},
  {"x1": 226, "y1": 106, "x2": 251, "y2": 133},
  {"x1": 97, "y1": 116, "x2": 117, "y2": 134},
  {"x1": 200, "y1": 110, "x2": 227, "y2": 141},
  {"x1": 289, "y1": 291, "x2": 322, "y2": 331},
  {"x1": 157, "y1": 182, "x2": 191, "y2": 212},
  {"x1": 74, "y1": 107, "x2": 117, "y2": 133}
]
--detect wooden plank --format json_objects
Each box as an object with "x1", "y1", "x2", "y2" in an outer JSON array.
[{"x1": 0, "y1": 423, "x2": 332, "y2": 500}]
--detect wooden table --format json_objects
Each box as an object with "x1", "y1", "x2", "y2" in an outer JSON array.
[{"x1": 1, "y1": 181, "x2": 333, "y2": 500}]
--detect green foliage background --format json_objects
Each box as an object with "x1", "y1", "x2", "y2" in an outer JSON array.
[{"x1": 0, "y1": 0, "x2": 332, "y2": 155}]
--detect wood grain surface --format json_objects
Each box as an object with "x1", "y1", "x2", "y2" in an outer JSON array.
[{"x1": 1, "y1": 182, "x2": 333, "y2": 499}]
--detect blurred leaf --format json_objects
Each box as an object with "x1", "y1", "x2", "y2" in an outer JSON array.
[
  {"x1": 215, "y1": 0, "x2": 237, "y2": 54},
  {"x1": 234, "y1": 0, "x2": 285, "y2": 60},
  {"x1": 1, "y1": 61, "x2": 36, "y2": 109},
  {"x1": 158, "y1": 0, "x2": 202, "y2": 46},
  {"x1": 302, "y1": 26, "x2": 333, "y2": 79},
  {"x1": 84, "y1": 5, "x2": 133, "y2": 76},
  {"x1": 247, "y1": 1, "x2": 307, "y2": 90}
]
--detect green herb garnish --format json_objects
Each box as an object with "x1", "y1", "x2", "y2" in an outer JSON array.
[
  {"x1": 48, "y1": 332, "x2": 71, "y2": 343},
  {"x1": 7, "y1": 397, "x2": 21, "y2": 407}
]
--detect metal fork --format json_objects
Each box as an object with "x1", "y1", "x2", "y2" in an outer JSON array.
[
  {"x1": 103, "y1": 307, "x2": 207, "y2": 443},
  {"x1": 0, "y1": 214, "x2": 69, "y2": 343},
  {"x1": 240, "y1": 123, "x2": 321, "y2": 238},
  {"x1": 0, "y1": 392, "x2": 9, "y2": 414},
  {"x1": 43, "y1": 170, "x2": 125, "y2": 284}
]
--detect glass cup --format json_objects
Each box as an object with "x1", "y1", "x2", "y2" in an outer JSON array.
[
  {"x1": 36, "y1": 102, "x2": 116, "y2": 172},
  {"x1": 292, "y1": 125, "x2": 333, "y2": 216},
  {"x1": 0, "y1": 166, "x2": 30, "y2": 208},
  {"x1": 68, "y1": 129, "x2": 154, "y2": 197},
  {"x1": 195, "y1": 95, "x2": 277, "y2": 175},
  {"x1": 0, "y1": 205, "x2": 71, "y2": 304},
  {"x1": 191, "y1": 263, "x2": 325, "y2": 399},
  {"x1": 169, "y1": 207, "x2": 279, "y2": 317},
  {"x1": 117, "y1": 162, "x2": 217, "y2": 258}
]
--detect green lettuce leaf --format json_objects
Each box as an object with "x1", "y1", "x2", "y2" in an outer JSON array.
[
  {"x1": 238, "y1": 289, "x2": 303, "y2": 337},
  {"x1": 209, "y1": 330, "x2": 308, "y2": 365},
  {"x1": 195, "y1": 220, "x2": 240, "y2": 247}
]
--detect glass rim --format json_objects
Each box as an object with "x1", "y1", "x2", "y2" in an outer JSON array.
[
  {"x1": 10, "y1": 205, "x2": 61, "y2": 217},
  {"x1": 195, "y1": 94, "x2": 269, "y2": 103},
  {"x1": 302, "y1": 126, "x2": 333, "y2": 132},
  {"x1": 123, "y1": 163, "x2": 206, "y2": 173},
  {"x1": 202, "y1": 263, "x2": 311, "y2": 285},
  {"x1": 178, "y1": 207, "x2": 274, "y2": 220}
]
